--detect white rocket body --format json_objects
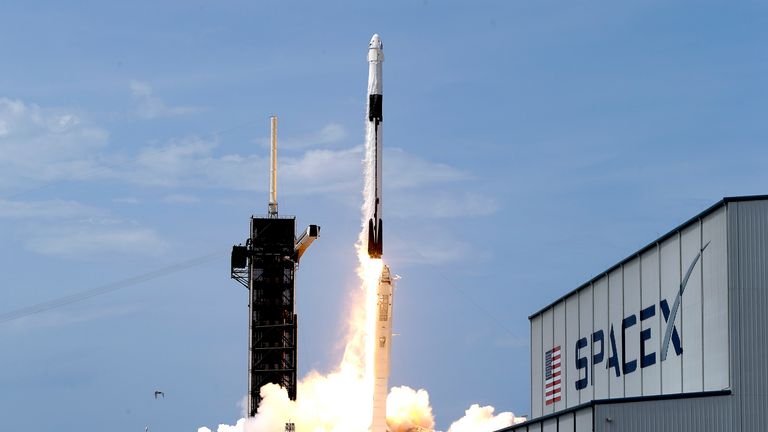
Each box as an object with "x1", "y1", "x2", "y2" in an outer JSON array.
[
  {"x1": 367, "y1": 33, "x2": 392, "y2": 432},
  {"x1": 366, "y1": 34, "x2": 384, "y2": 259},
  {"x1": 372, "y1": 265, "x2": 394, "y2": 432}
]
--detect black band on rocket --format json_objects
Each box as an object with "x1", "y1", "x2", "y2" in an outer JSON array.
[{"x1": 368, "y1": 94, "x2": 383, "y2": 122}]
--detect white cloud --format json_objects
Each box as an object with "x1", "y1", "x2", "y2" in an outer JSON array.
[
  {"x1": 25, "y1": 224, "x2": 168, "y2": 258},
  {"x1": 389, "y1": 190, "x2": 499, "y2": 219},
  {"x1": 0, "y1": 197, "x2": 167, "y2": 259},
  {"x1": 163, "y1": 193, "x2": 200, "y2": 204},
  {"x1": 129, "y1": 80, "x2": 199, "y2": 119},
  {"x1": 0, "y1": 199, "x2": 104, "y2": 220},
  {"x1": 281, "y1": 147, "x2": 363, "y2": 192},
  {"x1": 131, "y1": 137, "x2": 218, "y2": 187},
  {"x1": 0, "y1": 98, "x2": 109, "y2": 189},
  {"x1": 112, "y1": 197, "x2": 140, "y2": 204},
  {"x1": 2, "y1": 305, "x2": 138, "y2": 332},
  {"x1": 119, "y1": 137, "x2": 362, "y2": 193},
  {"x1": 119, "y1": 139, "x2": 469, "y2": 197},
  {"x1": 0, "y1": 96, "x2": 473, "y2": 199},
  {"x1": 0, "y1": 94, "x2": 494, "y2": 267},
  {"x1": 385, "y1": 148, "x2": 467, "y2": 189},
  {"x1": 265, "y1": 123, "x2": 348, "y2": 149},
  {"x1": 387, "y1": 231, "x2": 472, "y2": 266}
]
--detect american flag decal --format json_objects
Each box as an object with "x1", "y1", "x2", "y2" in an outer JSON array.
[{"x1": 544, "y1": 345, "x2": 562, "y2": 405}]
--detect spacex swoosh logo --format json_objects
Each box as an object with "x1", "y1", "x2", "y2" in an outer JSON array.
[
  {"x1": 660, "y1": 241, "x2": 710, "y2": 361},
  {"x1": 574, "y1": 240, "x2": 714, "y2": 391}
]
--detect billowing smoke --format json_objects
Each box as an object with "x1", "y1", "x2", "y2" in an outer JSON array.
[
  {"x1": 198, "y1": 114, "x2": 526, "y2": 432},
  {"x1": 386, "y1": 386, "x2": 435, "y2": 432},
  {"x1": 198, "y1": 388, "x2": 525, "y2": 432},
  {"x1": 447, "y1": 404, "x2": 527, "y2": 432}
]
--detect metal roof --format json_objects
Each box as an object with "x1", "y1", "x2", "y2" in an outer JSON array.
[{"x1": 528, "y1": 194, "x2": 768, "y2": 320}]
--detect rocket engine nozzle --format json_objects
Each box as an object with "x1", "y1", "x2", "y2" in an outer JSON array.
[{"x1": 368, "y1": 218, "x2": 383, "y2": 258}]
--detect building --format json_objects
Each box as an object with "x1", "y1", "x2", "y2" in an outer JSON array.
[{"x1": 501, "y1": 196, "x2": 768, "y2": 432}]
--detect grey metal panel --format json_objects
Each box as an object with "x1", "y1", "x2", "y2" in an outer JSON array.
[
  {"x1": 542, "y1": 418, "x2": 557, "y2": 432},
  {"x1": 659, "y1": 233, "x2": 682, "y2": 394},
  {"x1": 558, "y1": 412, "x2": 574, "y2": 432},
  {"x1": 593, "y1": 394, "x2": 733, "y2": 432},
  {"x1": 574, "y1": 407, "x2": 592, "y2": 432},
  {"x1": 508, "y1": 423, "x2": 528, "y2": 432},
  {"x1": 729, "y1": 200, "x2": 768, "y2": 431},
  {"x1": 607, "y1": 268, "x2": 624, "y2": 398},
  {"x1": 565, "y1": 295, "x2": 580, "y2": 408},
  {"x1": 681, "y1": 222, "x2": 704, "y2": 392},
  {"x1": 578, "y1": 284, "x2": 593, "y2": 404},
  {"x1": 623, "y1": 258, "x2": 641, "y2": 397},
  {"x1": 726, "y1": 202, "x2": 742, "y2": 432},
  {"x1": 553, "y1": 301, "x2": 567, "y2": 411},
  {"x1": 640, "y1": 246, "x2": 661, "y2": 395},
  {"x1": 532, "y1": 315, "x2": 543, "y2": 418},
  {"x1": 528, "y1": 422, "x2": 542, "y2": 432},
  {"x1": 592, "y1": 277, "x2": 609, "y2": 399},
  {"x1": 542, "y1": 308, "x2": 554, "y2": 415},
  {"x1": 701, "y1": 206, "x2": 729, "y2": 391}
]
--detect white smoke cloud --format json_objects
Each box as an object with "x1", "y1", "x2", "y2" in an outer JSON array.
[
  {"x1": 446, "y1": 404, "x2": 526, "y2": 432},
  {"x1": 198, "y1": 387, "x2": 525, "y2": 432},
  {"x1": 386, "y1": 386, "x2": 435, "y2": 432},
  {"x1": 197, "y1": 375, "x2": 371, "y2": 432}
]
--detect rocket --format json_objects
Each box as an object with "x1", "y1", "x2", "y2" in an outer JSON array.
[
  {"x1": 366, "y1": 34, "x2": 392, "y2": 432},
  {"x1": 366, "y1": 34, "x2": 393, "y2": 432},
  {"x1": 371, "y1": 265, "x2": 394, "y2": 432},
  {"x1": 367, "y1": 33, "x2": 384, "y2": 259}
]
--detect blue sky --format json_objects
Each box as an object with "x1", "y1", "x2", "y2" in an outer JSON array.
[{"x1": 0, "y1": 1, "x2": 766, "y2": 430}]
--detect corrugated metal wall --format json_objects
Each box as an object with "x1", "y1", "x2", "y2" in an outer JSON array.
[
  {"x1": 505, "y1": 407, "x2": 594, "y2": 432},
  {"x1": 728, "y1": 200, "x2": 768, "y2": 431},
  {"x1": 503, "y1": 393, "x2": 740, "y2": 432},
  {"x1": 593, "y1": 395, "x2": 733, "y2": 432}
]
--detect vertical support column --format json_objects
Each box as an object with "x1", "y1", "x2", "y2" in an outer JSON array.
[{"x1": 268, "y1": 115, "x2": 278, "y2": 217}]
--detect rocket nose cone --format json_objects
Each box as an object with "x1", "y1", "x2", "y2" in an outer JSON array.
[{"x1": 369, "y1": 34, "x2": 382, "y2": 49}]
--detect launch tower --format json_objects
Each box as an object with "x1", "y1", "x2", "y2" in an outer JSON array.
[{"x1": 231, "y1": 116, "x2": 318, "y2": 416}]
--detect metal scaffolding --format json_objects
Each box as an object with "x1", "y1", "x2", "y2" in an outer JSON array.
[
  {"x1": 231, "y1": 217, "x2": 318, "y2": 417},
  {"x1": 230, "y1": 116, "x2": 318, "y2": 417}
]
